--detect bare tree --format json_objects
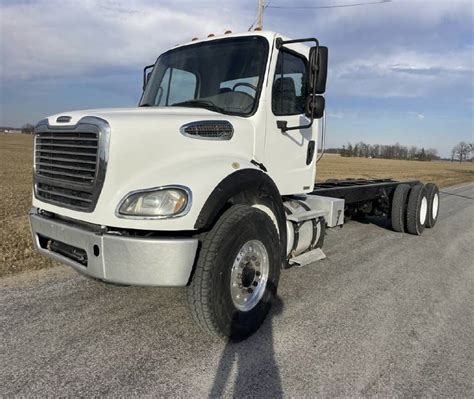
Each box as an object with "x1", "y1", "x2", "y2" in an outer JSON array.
[
  {"x1": 425, "y1": 148, "x2": 438, "y2": 161},
  {"x1": 347, "y1": 143, "x2": 354, "y2": 157},
  {"x1": 453, "y1": 142, "x2": 471, "y2": 163},
  {"x1": 21, "y1": 123, "x2": 35, "y2": 134}
]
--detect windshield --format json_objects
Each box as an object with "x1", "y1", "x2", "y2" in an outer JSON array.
[{"x1": 140, "y1": 36, "x2": 269, "y2": 116}]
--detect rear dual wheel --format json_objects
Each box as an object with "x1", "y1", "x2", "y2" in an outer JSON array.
[
  {"x1": 406, "y1": 184, "x2": 428, "y2": 235},
  {"x1": 424, "y1": 183, "x2": 439, "y2": 228},
  {"x1": 391, "y1": 183, "x2": 439, "y2": 235},
  {"x1": 391, "y1": 184, "x2": 411, "y2": 233}
]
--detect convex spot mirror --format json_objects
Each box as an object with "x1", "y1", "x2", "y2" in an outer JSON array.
[
  {"x1": 309, "y1": 46, "x2": 328, "y2": 94},
  {"x1": 305, "y1": 95, "x2": 325, "y2": 119}
]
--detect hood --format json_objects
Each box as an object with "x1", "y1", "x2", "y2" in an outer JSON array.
[
  {"x1": 44, "y1": 107, "x2": 257, "y2": 163},
  {"x1": 46, "y1": 106, "x2": 249, "y2": 128},
  {"x1": 36, "y1": 106, "x2": 259, "y2": 228}
]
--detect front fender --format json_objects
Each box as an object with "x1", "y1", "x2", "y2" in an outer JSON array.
[
  {"x1": 104, "y1": 156, "x2": 261, "y2": 231},
  {"x1": 195, "y1": 168, "x2": 287, "y2": 264}
]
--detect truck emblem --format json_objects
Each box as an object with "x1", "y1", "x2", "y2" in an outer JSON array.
[{"x1": 56, "y1": 116, "x2": 71, "y2": 123}]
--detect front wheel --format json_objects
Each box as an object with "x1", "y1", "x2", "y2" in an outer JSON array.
[{"x1": 186, "y1": 205, "x2": 281, "y2": 340}]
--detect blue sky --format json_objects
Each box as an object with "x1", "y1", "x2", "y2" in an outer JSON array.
[{"x1": 0, "y1": 0, "x2": 472, "y2": 156}]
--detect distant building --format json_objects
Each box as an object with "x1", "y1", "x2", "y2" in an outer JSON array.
[{"x1": 0, "y1": 127, "x2": 22, "y2": 134}]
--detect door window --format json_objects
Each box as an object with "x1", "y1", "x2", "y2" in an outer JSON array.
[{"x1": 272, "y1": 51, "x2": 308, "y2": 115}]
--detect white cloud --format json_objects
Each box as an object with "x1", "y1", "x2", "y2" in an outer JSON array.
[
  {"x1": 263, "y1": 0, "x2": 473, "y2": 100},
  {"x1": 1, "y1": 0, "x2": 472, "y2": 103},
  {"x1": 0, "y1": 0, "x2": 249, "y2": 79},
  {"x1": 329, "y1": 48, "x2": 473, "y2": 98}
]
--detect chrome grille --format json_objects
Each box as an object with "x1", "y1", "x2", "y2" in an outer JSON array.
[
  {"x1": 33, "y1": 117, "x2": 110, "y2": 212},
  {"x1": 35, "y1": 131, "x2": 98, "y2": 184}
]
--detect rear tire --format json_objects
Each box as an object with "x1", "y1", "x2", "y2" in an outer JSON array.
[
  {"x1": 186, "y1": 205, "x2": 281, "y2": 340},
  {"x1": 425, "y1": 183, "x2": 439, "y2": 228},
  {"x1": 391, "y1": 184, "x2": 410, "y2": 232},
  {"x1": 406, "y1": 184, "x2": 428, "y2": 235}
]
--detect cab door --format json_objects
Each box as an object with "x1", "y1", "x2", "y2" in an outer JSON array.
[{"x1": 263, "y1": 47, "x2": 318, "y2": 195}]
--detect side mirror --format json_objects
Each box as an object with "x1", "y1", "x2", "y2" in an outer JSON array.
[
  {"x1": 143, "y1": 64, "x2": 154, "y2": 91},
  {"x1": 309, "y1": 46, "x2": 328, "y2": 94},
  {"x1": 305, "y1": 95, "x2": 325, "y2": 119}
]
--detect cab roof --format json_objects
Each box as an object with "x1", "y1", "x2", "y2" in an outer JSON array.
[{"x1": 175, "y1": 30, "x2": 311, "y2": 56}]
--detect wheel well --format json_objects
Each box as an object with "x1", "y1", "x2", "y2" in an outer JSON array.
[{"x1": 194, "y1": 169, "x2": 287, "y2": 263}]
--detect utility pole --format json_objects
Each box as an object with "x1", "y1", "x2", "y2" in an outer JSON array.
[{"x1": 255, "y1": 0, "x2": 265, "y2": 30}]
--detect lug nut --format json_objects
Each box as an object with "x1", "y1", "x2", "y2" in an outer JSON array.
[
  {"x1": 256, "y1": 271, "x2": 261, "y2": 277},
  {"x1": 253, "y1": 281, "x2": 258, "y2": 287},
  {"x1": 247, "y1": 288, "x2": 253, "y2": 294}
]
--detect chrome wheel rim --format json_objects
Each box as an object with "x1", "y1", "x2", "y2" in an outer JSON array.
[
  {"x1": 420, "y1": 196, "x2": 428, "y2": 225},
  {"x1": 432, "y1": 193, "x2": 439, "y2": 219},
  {"x1": 230, "y1": 240, "x2": 269, "y2": 312}
]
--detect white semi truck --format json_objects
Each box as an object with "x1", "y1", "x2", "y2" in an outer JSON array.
[{"x1": 29, "y1": 31, "x2": 440, "y2": 339}]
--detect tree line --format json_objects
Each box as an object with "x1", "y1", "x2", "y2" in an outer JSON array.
[
  {"x1": 336, "y1": 142, "x2": 440, "y2": 161},
  {"x1": 326, "y1": 141, "x2": 473, "y2": 162}
]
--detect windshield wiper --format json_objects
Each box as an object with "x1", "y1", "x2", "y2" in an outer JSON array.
[{"x1": 171, "y1": 100, "x2": 227, "y2": 114}]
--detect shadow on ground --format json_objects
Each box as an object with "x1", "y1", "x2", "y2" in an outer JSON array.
[
  {"x1": 209, "y1": 296, "x2": 284, "y2": 398},
  {"x1": 346, "y1": 215, "x2": 393, "y2": 230}
]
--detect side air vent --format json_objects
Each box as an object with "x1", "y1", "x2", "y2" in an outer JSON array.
[{"x1": 180, "y1": 120, "x2": 234, "y2": 140}]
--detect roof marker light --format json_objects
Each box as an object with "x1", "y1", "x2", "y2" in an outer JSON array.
[
  {"x1": 191, "y1": 37, "x2": 199, "y2": 41},
  {"x1": 225, "y1": 30, "x2": 232, "y2": 34},
  {"x1": 207, "y1": 33, "x2": 215, "y2": 37}
]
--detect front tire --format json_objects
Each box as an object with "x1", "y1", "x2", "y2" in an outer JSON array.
[{"x1": 186, "y1": 205, "x2": 281, "y2": 340}]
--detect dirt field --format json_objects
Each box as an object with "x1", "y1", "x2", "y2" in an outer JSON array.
[
  {"x1": 316, "y1": 154, "x2": 474, "y2": 187},
  {"x1": 1, "y1": 133, "x2": 473, "y2": 277}
]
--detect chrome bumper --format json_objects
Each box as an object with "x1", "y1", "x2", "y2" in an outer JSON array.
[{"x1": 28, "y1": 209, "x2": 198, "y2": 286}]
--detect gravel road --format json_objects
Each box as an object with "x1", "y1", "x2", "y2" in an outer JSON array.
[{"x1": 1, "y1": 183, "x2": 473, "y2": 397}]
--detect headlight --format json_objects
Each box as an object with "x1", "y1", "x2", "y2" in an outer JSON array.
[{"x1": 117, "y1": 186, "x2": 191, "y2": 218}]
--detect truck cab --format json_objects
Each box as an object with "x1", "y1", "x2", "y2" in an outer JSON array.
[{"x1": 29, "y1": 30, "x2": 437, "y2": 339}]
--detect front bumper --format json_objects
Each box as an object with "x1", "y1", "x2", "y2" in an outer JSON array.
[{"x1": 28, "y1": 209, "x2": 198, "y2": 286}]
